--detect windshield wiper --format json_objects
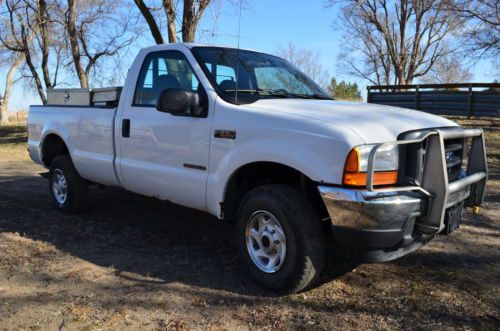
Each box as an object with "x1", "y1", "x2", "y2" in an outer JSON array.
[
  {"x1": 262, "y1": 90, "x2": 333, "y2": 100},
  {"x1": 311, "y1": 93, "x2": 334, "y2": 100},
  {"x1": 259, "y1": 89, "x2": 302, "y2": 98},
  {"x1": 224, "y1": 89, "x2": 333, "y2": 100},
  {"x1": 288, "y1": 92, "x2": 332, "y2": 100},
  {"x1": 222, "y1": 89, "x2": 289, "y2": 98}
]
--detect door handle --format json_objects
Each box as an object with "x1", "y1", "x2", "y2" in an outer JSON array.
[{"x1": 122, "y1": 119, "x2": 130, "y2": 138}]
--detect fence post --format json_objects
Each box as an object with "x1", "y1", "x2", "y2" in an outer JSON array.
[
  {"x1": 467, "y1": 85, "x2": 473, "y2": 118},
  {"x1": 367, "y1": 86, "x2": 371, "y2": 103},
  {"x1": 415, "y1": 85, "x2": 419, "y2": 110}
]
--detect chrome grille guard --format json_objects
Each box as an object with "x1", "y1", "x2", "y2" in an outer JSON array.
[{"x1": 366, "y1": 128, "x2": 488, "y2": 235}]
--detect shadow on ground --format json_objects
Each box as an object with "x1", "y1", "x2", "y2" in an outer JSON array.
[
  {"x1": 2, "y1": 172, "x2": 497, "y2": 296},
  {"x1": 0, "y1": 174, "x2": 358, "y2": 297}
]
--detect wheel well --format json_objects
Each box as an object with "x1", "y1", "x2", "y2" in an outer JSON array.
[
  {"x1": 222, "y1": 162, "x2": 328, "y2": 224},
  {"x1": 41, "y1": 134, "x2": 69, "y2": 166}
]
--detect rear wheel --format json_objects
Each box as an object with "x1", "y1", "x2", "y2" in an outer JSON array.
[
  {"x1": 235, "y1": 185, "x2": 325, "y2": 293},
  {"x1": 48, "y1": 155, "x2": 88, "y2": 214}
]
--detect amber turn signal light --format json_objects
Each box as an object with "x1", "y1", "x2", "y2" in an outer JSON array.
[
  {"x1": 342, "y1": 148, "x2": 398, "y2": 186},
  {"x1": 343, "y1": 171, "x2": 398, "y2": 186}
]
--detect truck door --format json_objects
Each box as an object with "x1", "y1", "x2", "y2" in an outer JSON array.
[{"x1": 116, "y1": 50, "x2": 212, "y2": 211}]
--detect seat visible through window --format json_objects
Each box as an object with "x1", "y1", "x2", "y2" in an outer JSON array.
[
  {"x1": 219, "y1": 79, "x2": 236, "y2": 92},
  {"x1": 134, "y1": 51, "x2": 200, "y2": 106}
]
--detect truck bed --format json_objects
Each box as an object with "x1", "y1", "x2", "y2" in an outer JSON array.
[{"x1": 28, "y1": 105, "x2": 120, "y2": 187}]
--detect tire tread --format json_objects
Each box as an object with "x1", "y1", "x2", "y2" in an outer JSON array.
[
  {"x1": 49, "y1": 155, "x2": 88, "y2": 214},
  {"x1": 236, "y1": 184, "x2": 325, "y2": 293}
]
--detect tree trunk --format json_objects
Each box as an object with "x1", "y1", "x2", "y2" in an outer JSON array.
[
  {"x1": 67, "y1": 0, "x2": 88, "y2": 88},
  {"x1": 20, "y1": 28, "x2": 47, "y2": 103},
  {"x1": 182, "y1": 0, "x2": 196, "y2": 42},
  {"x1": 24, "y1": 46, "x2": 47, "y2": 104},
  {"x1": 134, "y1": 0, "x2": 165, "y2": 44},
  {"x1": 0, "y1": 54, "x2": 23, "y2": 125},
  {"x1": 135, "y1": 0, "x2": 212, "y2": 44},
  {"x1": 182, "y1": 0, "x2": 210, "y2": 42},
  {"x1": 0, "y1": 104, "x2": 7, "y2": 126},
  {"x1": 37, "y1": 0, "x2": 53, "y2": 89},
  {"x1": 163, "y1": 0, "x2": 177, "y2": 43}
]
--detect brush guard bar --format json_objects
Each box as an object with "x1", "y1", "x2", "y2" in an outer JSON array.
[{"x1": 366, "y1": 127, "x2": 488, "y2": 235}]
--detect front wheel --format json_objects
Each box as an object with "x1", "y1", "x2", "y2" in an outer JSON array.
[{"x1": 235, "y1": 185, "x2": 325, "y2": 294}]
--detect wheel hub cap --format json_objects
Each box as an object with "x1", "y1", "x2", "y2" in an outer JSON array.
[
  {"x1": 52, "y1": 169, "x2": 68, "y2": 204},
  {"x1": 245, "y1": 210, "x2": 287, "y2": 273}
]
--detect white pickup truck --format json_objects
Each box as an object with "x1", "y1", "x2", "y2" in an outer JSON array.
[{"x1": 28, "y1": 43, "x2": 488, "y2": 293}]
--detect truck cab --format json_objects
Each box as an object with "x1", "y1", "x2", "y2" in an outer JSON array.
[{"x1": 28, "y1": 43, "x2": 488, "y2": 293}]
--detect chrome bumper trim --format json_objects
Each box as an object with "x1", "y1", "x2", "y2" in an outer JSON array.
[
  {"x1": 318, "y1": 180, "x2": 478, "y2": 233},
  {"x1": 318, "y1": 186, "x2": 425, "y2": 231}
]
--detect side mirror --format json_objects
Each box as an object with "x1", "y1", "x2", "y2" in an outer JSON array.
[{"x1": 156, "y1": 88, "x2": 202, "y2": 116}]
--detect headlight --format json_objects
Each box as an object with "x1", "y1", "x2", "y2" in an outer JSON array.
[{"x1": 343, "y1": 143, "x2": 398, "y2": 187}]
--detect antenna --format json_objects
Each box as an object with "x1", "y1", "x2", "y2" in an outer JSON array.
[{"x1": 234, "y1": 0, "x2": 243, "y2": 103}]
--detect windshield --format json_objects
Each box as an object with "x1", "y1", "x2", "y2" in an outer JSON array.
[{"x1": 191, "y1": 47, "x2": 331, "y2": 104}]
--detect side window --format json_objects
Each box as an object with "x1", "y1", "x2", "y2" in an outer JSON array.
[
  {"x1": 134, "y1": 51, "x2": 200, "y2": 106},
  {"x1": 204, "y1": 63, "x2": 236, "y2": 84},
  {"x1": 215, "y1": 65, "x2": 236, "y2": 84}
]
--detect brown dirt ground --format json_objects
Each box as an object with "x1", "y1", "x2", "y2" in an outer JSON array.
[{"x1": 0, "y1": 118, "x2": 499, "y2": 330}]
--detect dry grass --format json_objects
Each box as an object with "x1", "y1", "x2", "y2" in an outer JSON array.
[{"x1": 0, "y1": 118, "x2": 498, "y2": 330}]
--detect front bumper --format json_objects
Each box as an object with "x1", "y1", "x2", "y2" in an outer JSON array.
[
  {"x1": 318, "y1": 187, "x2": 426, "y2": 251},
  {"x1": 318, "y1": 127, "x2": 488, "y2": 262}
]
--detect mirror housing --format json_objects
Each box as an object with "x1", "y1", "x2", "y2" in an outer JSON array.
[{"x1": 156, "y1": 88, "x2": 204, "y2": 117}]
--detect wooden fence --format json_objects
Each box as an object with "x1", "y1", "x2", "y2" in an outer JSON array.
[{"x1": 367, "y1": 83, "x2": 500, "y2": 118}]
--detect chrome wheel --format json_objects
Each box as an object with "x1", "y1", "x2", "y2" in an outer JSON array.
[
  {"x1": 245, "y1": 210, "x2": 287, "y2": 273},
  {"x1": 52, "y1": 169, "x2": 68, "y2": 204}
]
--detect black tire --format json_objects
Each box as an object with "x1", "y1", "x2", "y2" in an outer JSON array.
[
  {"x1": 235, "y1": 184, "x2": 325, "y2": 294},
  {"x1": 48, "y1": 155, "x2": 88, "y2": 214}
]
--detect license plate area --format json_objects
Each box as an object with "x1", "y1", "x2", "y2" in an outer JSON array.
[{"x1": 442, "y1": 202, "x2": 464, "y2": 235}]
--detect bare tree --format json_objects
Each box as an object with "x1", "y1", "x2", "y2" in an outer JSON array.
[
  {"x1": 66, "y1": 0, "x2": 86, "y2": 87},
  {"x1": 447, "y1": 0, "x2": 499, "y2": 59},
  {"x1": 133, "y1": 0, "x2": 165, "y2": 43},
  {"x1": 329, "y1": 0, "x2": 460, "y2": 86},
  {"x1": 181, "y1": 0, "x2": 211, "y2": 42},
  {"x1": 0, "y1": 0, "x2": 64, "y2": 104},
  {"x1": 64, "y1": 0, "x2": 137, "y2": 88},
  {"x1": 276, "y1": 43, "x2": 330, "y2": 89},
  {"x1": 0, "y1": 52, "x2": 23, "y2": 125},
  {"x1": 133, "y1": 0, "x2": 213, "y2": 44},
  {"x1": 420, "y1": 53, "x2": 473, "y2": 84},
  {"x1": 164, "y1": 0, "x2": 178, "y2": 43}
]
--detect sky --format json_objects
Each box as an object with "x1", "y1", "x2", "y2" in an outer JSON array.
[{"x1": 3, "y1": 0, "x2": 498, "y2": 111}]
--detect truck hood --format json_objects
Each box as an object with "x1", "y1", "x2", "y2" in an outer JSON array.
[{"x1": 246, "y1": 99, "x2": 458, "y2": 143}]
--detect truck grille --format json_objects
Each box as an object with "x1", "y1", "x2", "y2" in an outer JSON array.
[
  {"x1": 398, "y1": 129, "x2": 467, "y2": 185},
  {"x1": 444, "y1": 139, "x2": 465, "y2": 182}
]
